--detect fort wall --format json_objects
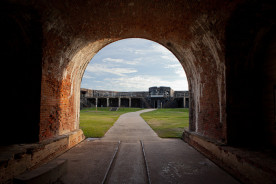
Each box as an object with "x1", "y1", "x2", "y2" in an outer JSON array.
[{"x1": 80, "y1": 87, "x2": 189, "y2": 109}]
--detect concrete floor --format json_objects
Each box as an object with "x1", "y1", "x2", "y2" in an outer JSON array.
[{"x1": 55, "y1": 109, "x2": 240, "y2": 184}]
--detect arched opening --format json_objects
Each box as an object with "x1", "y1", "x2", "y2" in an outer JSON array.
[
  {"x1": 33, "y1": 1, "x2": 228, "y2": 146},
  {"x1": 80, "y1": 38, "x2": 188, "y2": 105},
  {"x1": 1, "y1": 1, "x2": 240, "y2": 182},
  {"x1": 79, "y1": 38, "x2": 189, "y2": 138}
]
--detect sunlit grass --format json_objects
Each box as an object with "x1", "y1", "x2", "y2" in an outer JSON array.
[
  {"x1": 79, "y1": 107, "x2": 143, "y2": 138},
  {"x1": 140, "y1": 108, "x2": 189, "y2": 138}
]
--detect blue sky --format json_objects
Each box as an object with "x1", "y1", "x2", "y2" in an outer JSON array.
[{"x1": 81, "y1": 38, "x2": 188, "y2": 91}]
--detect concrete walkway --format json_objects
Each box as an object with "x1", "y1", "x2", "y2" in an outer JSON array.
[
  {"x1": 102, "y1": 109, "x2": 160, "y2": 142},
  {"x1": 54, "y1": 109, "x2": 239, "y2": 183}
]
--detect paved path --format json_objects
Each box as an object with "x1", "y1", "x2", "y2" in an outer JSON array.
[
  {"x1": 102, "y1": 109, "x2": 160, "y2": 142},
  {"x1": 56, "y1": 109, "x2": 239, "y2": 184}
]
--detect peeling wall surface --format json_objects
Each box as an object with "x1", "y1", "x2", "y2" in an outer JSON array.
[{"x1": 1, "y1": 0, "x2": 275, "y2": 155}]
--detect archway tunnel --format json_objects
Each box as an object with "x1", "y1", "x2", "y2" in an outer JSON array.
[{"x1": 1, "y1": 0, "x2": 275, "y2": 183}]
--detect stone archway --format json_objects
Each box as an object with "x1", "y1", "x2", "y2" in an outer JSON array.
[
  {"x1": 39, "y1": 0, "x2": 231, "y2": 144},
  {"x1": 2, "y1": 1, "x2": 276, "y2": 183}
]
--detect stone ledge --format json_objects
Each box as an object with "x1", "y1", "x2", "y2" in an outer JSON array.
[
  {"x1": 182, "y1": 130, "x2": 276, "y2": 184},
  {"x1": 14, "y1": 159, "x2": 67, "y2": 184},
  {"x1": 0, "y1": 129, "x2": 84, "y2": 184}
]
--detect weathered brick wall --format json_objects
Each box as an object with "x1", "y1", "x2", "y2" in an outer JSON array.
[
  {"x1": 5, "y1": 0, "x2": 274, "y2": 147},
  {"x1": 34, "y1": 0, "x2": 238, "y2": 143},
  {"x1": 3, "y1": 1, "x2": 276, "y2": 183}
]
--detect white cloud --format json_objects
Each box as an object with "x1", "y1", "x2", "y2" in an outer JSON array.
[
  {"x1": 122, "y1": 47, "x2": 147, "y2": 55},
  {"x1": 121, "y1": 43, "x2": 173, "y2": 57},
  {"x1": 86, "y1": 64, "x2": 137, "y2": 76},
  {"x1": 164, "y1": 64, "x2": 179, "y2": 69},
  {"x1": 164, "y1": 64, "x2": 186, "y2": 78},
  {"x1": 161, "y1": 55, "x2": 178, "y2": 62},
  {"x1": 150, "y1": 44, "x2": 171, "y2": 55},
  {"x1": 103, "y1": 57, "x2": 139, "y2": 65},
  {"x1": 175, "y1": 68, "x2": 186, "y2": 78},
  {"x1": 82, "y1": 73, "x2": 95, "y2": 79},
  {"x1": 81, "y1": 38, "x2": 188, "y2": 91},
  {"x1": 102, "y1": 75, "x2": 188, "y2": 91}
]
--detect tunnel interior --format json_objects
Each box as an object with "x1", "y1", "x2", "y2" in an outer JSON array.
[
  {"x1": 1, "y1": 0, "x2": 275, "y2": 152},
  {"x1": 1, "y1": 0, "x2": 275, "y2": 151},
  {"x1": 0, "y1": 0, "x2": 276, "y2": 183}
]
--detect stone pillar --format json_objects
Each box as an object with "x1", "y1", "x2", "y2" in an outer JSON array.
[
  {"x1": 157, "y1": 100, "x2": 160, "y2": 108},
  {"x1": 129, "y1": 98, "x2": 131, "y2": 108},
  {"x1": 118, "y1": 97, "x2": 121, "y2": 107},
  {"x1": 183, "y1": 97, "x2": 186, "y2": 108},
  {"x1": 107, "y1": 98, "x2": 109, "y2": 107}
]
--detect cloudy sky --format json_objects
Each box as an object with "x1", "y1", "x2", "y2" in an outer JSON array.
[{"x1": 81, "y1": 38, "x2": 188, "y2": 92}]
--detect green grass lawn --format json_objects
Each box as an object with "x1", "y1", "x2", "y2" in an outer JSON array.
[
  {"x1": 140, "y1": 108, "x2": 189, "y2": 138},
  {"x1": 79, "y1": 107, "x2": 143, "y2": 138}
]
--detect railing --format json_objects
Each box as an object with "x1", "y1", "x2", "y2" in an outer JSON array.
[
  {"x1": 84, "y1": 94, "x2": 150, "y2": 98},
  {"x1": 150, "y1": 94, "x2": 164, "y2": 98},
  {"x1": 174, "y1": 93, "x2": 189, "y2": 98}
]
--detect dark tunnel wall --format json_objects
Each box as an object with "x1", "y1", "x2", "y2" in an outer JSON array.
[
  {"x1": 225, "y1": 1, "x2": 276, "y2": 147},
  {"x1": 261, "y1": 29, "x2": 276, "y2": 147},
  {"x1": 1, "y1": 3, "x2": 42, "y2": 144}
]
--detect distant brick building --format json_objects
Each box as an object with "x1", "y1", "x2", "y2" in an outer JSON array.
[{"x1": 80, "y1": 86, "x2": 189, "y2": 109}]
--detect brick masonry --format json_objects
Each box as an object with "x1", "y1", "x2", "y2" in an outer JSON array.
[
  {"x1": 36, "y1": 0, "x2": 234, "y2": 142},
  {"x1": 0, "y1": 129, "x2": 84, "y2": 183},
  {"x1": 1, "y1": 0, "x2": 276, "y2": 183}
]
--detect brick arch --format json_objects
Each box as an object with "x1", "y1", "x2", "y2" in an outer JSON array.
[
  {"x1": 39, "y1": 0, "x2": 232, "y2": 144},
  {"x1": 3, "y1": 1, "x2": 276, "y2": 183}
]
